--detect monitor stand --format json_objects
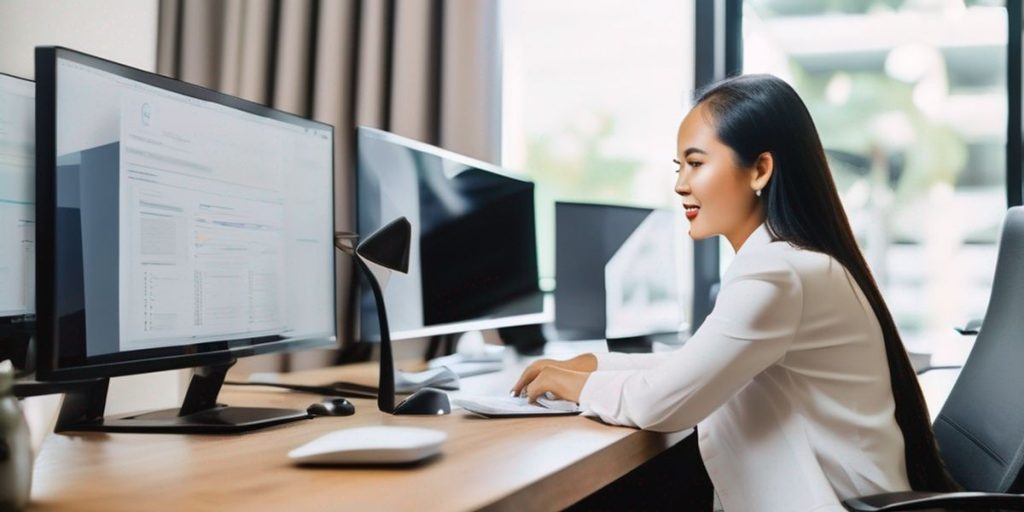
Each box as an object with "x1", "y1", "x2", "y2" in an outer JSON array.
[
  {"x1": 23, "y1": 360, "x2": 310, "y2": 434},
  {"x1": 0, "y1": 331, "x2": 35, "y2": 377},
  {"x1": 498, "y1": 324, "x2": 547, "y2": 355},
  {"x1": 606, "y1": 335, "x2": 655, "y2": 353}
]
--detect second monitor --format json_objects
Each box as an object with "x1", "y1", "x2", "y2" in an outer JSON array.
[
  {"x1": 0, "y1": 72, "x2": 35, "y2": 372},
  {"x1": 356, "y1": 127, "x2": 548, "y2": 344}
]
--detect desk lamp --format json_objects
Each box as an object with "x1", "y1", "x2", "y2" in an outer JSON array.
[{"x1": 337, "y1": 217, "x2": 451, "y2": 415}]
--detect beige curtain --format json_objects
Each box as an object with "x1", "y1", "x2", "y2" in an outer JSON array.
[{"x1": 156, "y1": 0, "x2": 502, "y2": 373}]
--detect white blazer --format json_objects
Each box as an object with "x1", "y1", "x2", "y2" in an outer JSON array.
[{"x1": 579, "y1": 224, "x2": 912, "y2": 511}]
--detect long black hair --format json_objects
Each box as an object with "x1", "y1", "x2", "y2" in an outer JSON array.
[{"x1": 695, "y1": 74, "x2": 958, "y2": 492}]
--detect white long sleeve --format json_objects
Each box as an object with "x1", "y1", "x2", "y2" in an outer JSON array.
[
  {"x1": 576, "y1": 225, "x2": 911, "y2": 511},
  {"x1": 592, "y1": 351, "x2": 666, "y2": 371},
  {"x1": 579, "y1": 253, "x2": 802, "y2": 431}
]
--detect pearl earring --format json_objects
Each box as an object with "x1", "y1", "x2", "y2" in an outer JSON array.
[{"x1": 755, "y1": 189, "x2": 762, "y2": 197}]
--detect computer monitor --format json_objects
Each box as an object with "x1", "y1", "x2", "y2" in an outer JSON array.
[
  {"x1": 0, "y1": 72, "x2": 36, "y2": 372},
  {"x1": 356, "y1": 127, "x2": 548, "y2": 343},
  {"x1": 33, "y1": 47, "x2": 336, "y2": 433},
  {"x1": 554, "y1": 201, "x2": 688, "y2": 351}
]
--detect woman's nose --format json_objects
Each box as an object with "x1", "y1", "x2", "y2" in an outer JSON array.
[{"x1": 674, "y1": 171, "x2": 690, "y2": 196}]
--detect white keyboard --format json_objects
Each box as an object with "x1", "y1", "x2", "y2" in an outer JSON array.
[{"x1": 454, "y1": 394, "x2": 581, "y2": 418}]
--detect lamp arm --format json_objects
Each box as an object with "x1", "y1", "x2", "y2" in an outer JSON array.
[{"x1": 354, "y1": 256, "x2": 396, "y2": 414}]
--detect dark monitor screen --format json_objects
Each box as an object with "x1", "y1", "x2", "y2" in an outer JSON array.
[
  {"x1": 0, "y1": 72, "x2": 35, "y2": 331},
  {"x1": 35, "y1": 47, "x2": 336, "y2": 381},
  {"x1": 555, "y1": 201, "x2": 687, "y2": 341},
  {"x1": 356, "y1": 127, "x2": 547, "y2": 341}
]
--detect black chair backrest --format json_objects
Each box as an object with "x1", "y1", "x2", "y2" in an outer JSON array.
[{"x1": 933, "y1": 206, "x2": 1024, "y2": 492}]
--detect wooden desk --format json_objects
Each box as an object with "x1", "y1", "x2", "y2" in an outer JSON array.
[{"x1": 28, "y1": 360, "x2": 696, "y2": 511}]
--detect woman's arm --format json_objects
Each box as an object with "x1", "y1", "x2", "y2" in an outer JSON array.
[
  {"x1": 579, "y1": 257, "x2": 803, "y2": 432},
  {"x1": 507, "y1": 350, "x2": 667, "y2": 397},
  {"x1": 593, "y1": 351, "x2": 668, "y2": 371}
]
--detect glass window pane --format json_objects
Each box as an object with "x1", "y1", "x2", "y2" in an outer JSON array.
[
  {"x1": 742, "y1": 0, "x2": 1007, "y2": 354},
  {"x1": 501, "y1": 0, "x2": 693, "y2": 284}
]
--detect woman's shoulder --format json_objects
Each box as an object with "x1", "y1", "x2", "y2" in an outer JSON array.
[{"x1": 726, "y1": 238, "x2": 835, "y2": 285}]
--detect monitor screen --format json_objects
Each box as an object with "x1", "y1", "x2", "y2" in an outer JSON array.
[
  {"x1": 603, "y1": 208, "x2": 688, "y2": 339},
  {"x1": 0, "y1": 73, "x2": 35, "y2": 326},
  {"x1": 356, "y1": 127, "x2": 547, "y2": 341},
  {"x1": 36, "y1": 47, "x2": 336, "y2": 380},
  {"x1": 555, "y1": 202, "x2": 688, "y2": 341}
]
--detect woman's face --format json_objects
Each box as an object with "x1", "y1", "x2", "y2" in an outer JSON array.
[{"x1": 674, "y1": 103, "x2": 764, "y2": 243}]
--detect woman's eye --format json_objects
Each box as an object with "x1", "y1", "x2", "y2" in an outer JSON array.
[{"x1": 688, "y1": 161, "x2": 703, "y2": 168}]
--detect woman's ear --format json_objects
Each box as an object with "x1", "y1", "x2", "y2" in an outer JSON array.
[{"x1": 751, "y1": 152, "x2": 774, "y2": 192}]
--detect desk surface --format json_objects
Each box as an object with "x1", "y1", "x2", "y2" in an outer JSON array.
[{"x1": 28, "y1": 357, "x2": 690, "y2": 512}]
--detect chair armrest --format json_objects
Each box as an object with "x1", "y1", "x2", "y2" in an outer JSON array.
[{"x1": 843, "y1": 491, "x2": 1024, "y2": 511}]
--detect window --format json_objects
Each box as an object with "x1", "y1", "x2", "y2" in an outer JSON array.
[
  {"x1": 741, "y1": 0, "x2": 1007, "y2": 354},
  {"x1": 501, "y1": 0, "x2": 694, "y2": 284}
]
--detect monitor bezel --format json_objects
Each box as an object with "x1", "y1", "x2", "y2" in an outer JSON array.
[
  {"x1": 354, "y1": 126, "x2": 551, "y2": 342},
  {"x1": 0, "y1": 71, "x2": 37, "y2": 328},
  {"x1": 35, "y1": 46, "x2": 337, "y2": 381}
]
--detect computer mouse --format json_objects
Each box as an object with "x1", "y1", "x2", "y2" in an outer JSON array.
[
  {"x1": 307, "y1": 397, "x2": 355, "y2": 417},
  {"x1": 289, "y1": 426, "x2": 447, "y2": 465},
  {"x1": 393, "y1": 388, "x2": 451, "y2": 415}
]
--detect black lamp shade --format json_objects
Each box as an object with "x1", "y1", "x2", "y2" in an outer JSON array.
[{"x1": 356, "y1": 217, "x2": 411, "y2": 273}]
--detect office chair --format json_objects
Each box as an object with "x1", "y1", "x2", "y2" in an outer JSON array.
[{"x1": 843, "y1": 206, "x2": 1024, "y2": 511}]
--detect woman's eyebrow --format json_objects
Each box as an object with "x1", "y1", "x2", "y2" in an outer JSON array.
[{"x1": 683, "y1": 147, "x2": 707, "y2": 157}]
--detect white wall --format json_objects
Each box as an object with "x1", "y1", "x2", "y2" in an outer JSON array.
[{"x1": 0, "y1": 0, "x2": 159, "y2": 78}]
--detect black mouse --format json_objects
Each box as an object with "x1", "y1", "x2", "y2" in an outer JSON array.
[{"x1": 307, "y1": 397, "x2": 355, "y2": 417}]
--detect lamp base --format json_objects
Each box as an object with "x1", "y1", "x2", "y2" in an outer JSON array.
[{"x1": 393, "y1": 388, "x2": 451, "y2": 415}]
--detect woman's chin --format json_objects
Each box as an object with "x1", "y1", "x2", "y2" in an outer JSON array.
[{"x1": 687, "y1": 226, "x2": 711, "y2": 240}]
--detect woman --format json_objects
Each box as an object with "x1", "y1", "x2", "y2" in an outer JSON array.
[{"x1": 511, "y1": 74, "x2": 958, "y2": 510}]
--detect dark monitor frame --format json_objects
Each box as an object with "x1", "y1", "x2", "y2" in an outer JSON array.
[
  {"x1": 34, "y1": 47, "x2": 337, "y2": 384},
  {"x1": 354, "y1": 126, "x2": 550, "y2": 343},
  {"x1": 0, "y1": 71, "x2": 37, "y2": 375}
]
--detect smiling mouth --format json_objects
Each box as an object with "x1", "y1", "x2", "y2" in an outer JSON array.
[{"x1": 684, "y1": 204, "x2": 700, "y2": 219}]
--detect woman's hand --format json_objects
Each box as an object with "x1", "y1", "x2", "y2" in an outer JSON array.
[
  {"x1": 511, "y1": 353, "x2": 597, "y2": 402},
  {"x1": 520, "y1": 366, "x2": 591, "y2": 403}
]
